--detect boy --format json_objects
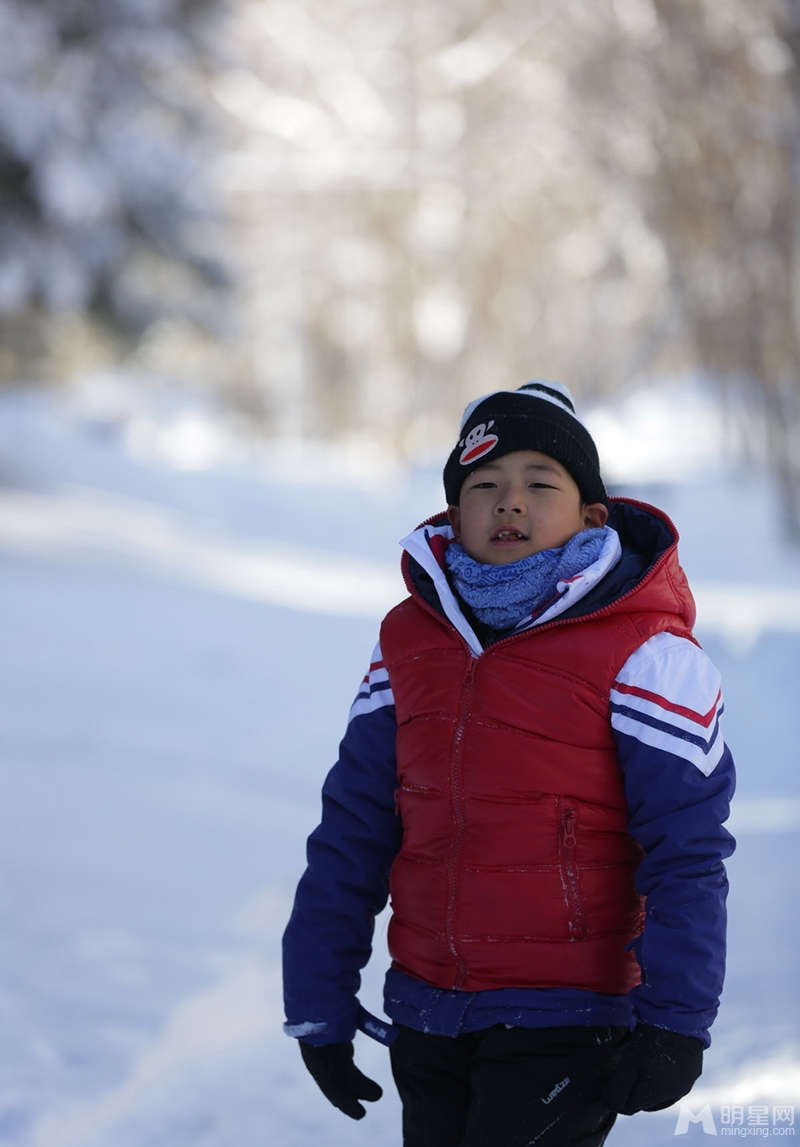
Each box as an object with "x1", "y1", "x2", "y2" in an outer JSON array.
[{"x1": 282, "y1": 381, "x2": 735, "y2": 1147}]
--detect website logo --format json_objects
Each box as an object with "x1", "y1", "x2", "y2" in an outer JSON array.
[
  {"x1": 676, "y1": 1105, "x2": 717, "y2": 1135},
  {"x1": 675, "y1": 1104, "x2": 795, "y2": 1137}
]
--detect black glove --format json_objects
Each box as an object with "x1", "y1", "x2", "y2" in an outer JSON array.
[
  {"x1": 299, "y1": 1040, "x2": 383, "y2": 1120},
  {"x1": 605, "y1": 1024, "x2": 704, "y2": 1115}
]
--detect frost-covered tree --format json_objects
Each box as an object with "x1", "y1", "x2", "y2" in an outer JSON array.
[
  {"x1": 577, "y1": 0, "x2": 800, "y2": 533},
  {"x1": 3, "y1": 0, "x2": 800, "y2": 531},
  {"x1": 0, "y1": 0, "x2": 228, "y2": 380}
]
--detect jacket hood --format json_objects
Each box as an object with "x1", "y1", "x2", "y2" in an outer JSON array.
[{"x1": 592, "y1": 498, "x2": 695, "y2": 629}]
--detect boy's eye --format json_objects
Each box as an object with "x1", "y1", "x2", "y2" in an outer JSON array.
[
  {"x1": 530, "y1": 482, "x2": 555, "y2": 490},
  {"x1": 470, "y1": 481, "x2": 497, "y2": 489}
]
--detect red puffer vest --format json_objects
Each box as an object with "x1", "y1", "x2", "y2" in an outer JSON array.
[{"x1": 382, "y1": 502, "x2": 696, "y2": 995}]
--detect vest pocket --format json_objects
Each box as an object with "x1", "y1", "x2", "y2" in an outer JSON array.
[{"x1": 557, "y1": 801, "x2": 588, "y2": 939}]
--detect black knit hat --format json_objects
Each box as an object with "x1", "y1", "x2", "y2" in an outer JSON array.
[{"x1": 443, "y1": 380, "x2": 607, "y2": 506}]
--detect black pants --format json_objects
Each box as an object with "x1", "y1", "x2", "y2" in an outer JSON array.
[{"x1": 390, "y1": 1024, "x2": 627, "y2": 1147}]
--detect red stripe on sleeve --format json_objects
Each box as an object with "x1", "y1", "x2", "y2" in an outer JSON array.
[{"x1": 612, "y1": 681, "x2": 721, "y2": 728}]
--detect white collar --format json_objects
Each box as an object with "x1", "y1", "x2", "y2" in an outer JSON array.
[{"x1": 400, "y1": 521, "x2": 622, "y2": 658}]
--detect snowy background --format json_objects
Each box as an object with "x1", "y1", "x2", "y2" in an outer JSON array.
[
  {"x1": 0, "y1": 380, "x2": 798, "y2": 1147},
  {"x1": 3, "y1": 1, "x2": 800, "y2": 1141}
]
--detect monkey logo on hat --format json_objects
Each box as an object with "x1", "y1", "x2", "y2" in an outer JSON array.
[{"x1": 459, "y1": 421, "x2": 499, "y2": 466}]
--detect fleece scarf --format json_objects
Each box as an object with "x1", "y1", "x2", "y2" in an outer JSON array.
[{"x1": 444, "y1": 528, "x2": 607, "y2": 631}]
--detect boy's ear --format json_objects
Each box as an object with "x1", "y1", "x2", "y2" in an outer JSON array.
[
  {"x1": 446, "y1": 505, "x2": 461, "y2": 539},
  {"x1": 583, "y1": 502, "x2": 608, "y2": 530}
]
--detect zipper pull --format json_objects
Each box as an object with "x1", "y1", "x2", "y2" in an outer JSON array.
[
  {"x1": 561, "y1": 808, "x2": 577, "y2": 848},
  {"x1": 463, "y1": 661, "x2": 476, "y2": 687}
]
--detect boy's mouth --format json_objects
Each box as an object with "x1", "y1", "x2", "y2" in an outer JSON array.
[{"x1": 491, "y1": 527, "x2": 529, "y2": 544}]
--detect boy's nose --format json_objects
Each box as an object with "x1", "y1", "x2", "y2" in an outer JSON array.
[{"x1": 496, "y1": 489, "x2": 526, "y2": 513}]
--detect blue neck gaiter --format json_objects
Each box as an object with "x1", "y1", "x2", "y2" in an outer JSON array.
[{"x1": 444, "y1": 528, "x2": 607, "y2": 631}]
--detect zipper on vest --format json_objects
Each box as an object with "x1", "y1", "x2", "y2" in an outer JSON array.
[
  {"x1": 445, "y1": 657, "x2": 476, "y2": 988},
  {"x1": 558, "y1": 803, "x2": 587, "y2": 939}
]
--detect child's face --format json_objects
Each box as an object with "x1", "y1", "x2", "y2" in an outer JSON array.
[{"x1": 446, "y1": 450, "x2": 608, "y2": 565}]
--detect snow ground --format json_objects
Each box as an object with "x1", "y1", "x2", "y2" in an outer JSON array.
[{"x1": 0, "y1": 384, "x2": 798, "y2": 1146}]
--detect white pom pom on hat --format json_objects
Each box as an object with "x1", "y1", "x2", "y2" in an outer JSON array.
[{"x1": 457, "y1": 380, "x2": 578, "y2": 434}]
